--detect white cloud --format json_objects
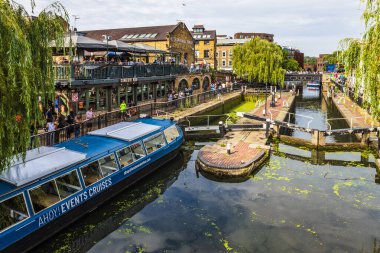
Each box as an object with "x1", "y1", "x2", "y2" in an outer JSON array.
[{"x1": 17, "y1": 0, "x2": 365, "y2": 56}]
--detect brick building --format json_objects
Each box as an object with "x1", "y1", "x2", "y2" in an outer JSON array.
[
  {"x1": 216, "y1": 38, "x2": 249, "y2": 72},
  {"x1": 317, "y1": 54, "x2": 329, "y2": 72},
  {"x1": 191, "y1": 25, "x2": 217, "y2": 68},
  {"x1": 234, "y1": 32, "x2": 274, "y2": 42},
  {"x1": 82, "y1": 22, "x2": 195, "y2": 65},
  {"x1": 283, "y1": 47, "x2": 304, "y2": 69}
]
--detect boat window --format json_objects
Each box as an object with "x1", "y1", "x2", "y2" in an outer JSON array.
[
  {"x1": 56, "y1": 171, "x2": 82, "y2": 199},
  {"x1": 29, "y1": 180, "x2": 61, "y2": 213},
  {"x1": 0, "y1": 193, "x2": 29, "y2": 232},
  {"x1": 117, "y1": 145, "x2": 144, "y2": 168},
  {"x1": 98, "y1": 154, "x2": 118, "y2": 177},
  {"x1": 130, "y1": 142, "x2": 146, "y2": 159},
  {"x1": 164, "y1": 126, "x2": 180, "y2": 144},
  {"x1": 80, "y1": 161, "x2": 103, "y2": 187},
  {"x1": 144, "y1": 133, "x2": 167, "y2": 154}
]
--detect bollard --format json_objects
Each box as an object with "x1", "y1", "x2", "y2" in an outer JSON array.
[
  {"x1": 265, "y1": 119, "x2": 271, "y2": 138},
  {"x1": 227, "y1": 142, "x2": 231, "y2": 155},
  {"x1": 219, "y1": 121, "x2": 226, "y2": 138}
]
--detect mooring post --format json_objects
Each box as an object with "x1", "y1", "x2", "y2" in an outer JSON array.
[
  {"x1": 361, "y1": 132, "x2": 369, "y2": 145},
  {"x1": 265, "y1": 119, "x2": 271, "y2": 138},
  {"x1": 219, "y1": 121, "x2": 226, "y2": 138}
]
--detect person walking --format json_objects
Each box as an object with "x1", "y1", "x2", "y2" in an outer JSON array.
[{"x1": 120, "y1": 100, "x2": 127, "y2": 121}]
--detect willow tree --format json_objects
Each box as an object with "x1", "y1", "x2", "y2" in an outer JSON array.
[
  {"x1": 232, "y1": 37, "x2": 285, "y2": 113},
  {"x1": 0, "y1": 0, "x2": 68, "y2": 171},
  {"x1": 339, "y1": 0, "x2": 380, "y2": 119}
]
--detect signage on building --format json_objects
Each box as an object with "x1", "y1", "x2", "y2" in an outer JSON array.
[{"x1": 121, "y1": 78, "x2": 138, "y2": 84}]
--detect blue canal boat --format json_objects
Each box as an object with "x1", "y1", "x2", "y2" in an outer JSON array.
[{"x1": 0, "y1": 118, "x2": 183, "y2": 252}]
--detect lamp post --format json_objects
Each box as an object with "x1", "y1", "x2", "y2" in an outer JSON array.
[
  {"x1": 102, "y1": 34, "x2": 112, "y2": 62},
  {"x1": 264, "y1": 82, "x2": 268, "y2": 115}
]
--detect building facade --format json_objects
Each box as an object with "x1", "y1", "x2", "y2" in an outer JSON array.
[
  {"x1": 216, "y1": 39, "x2": 249, "y2": 72},
  {"x1": 317, "y1": 54, "x2": 329, "y2": 72},
  {"x1": 190, "y1": 25, "x2": 217, "y2": 68},
  {"x1": 283, "y1": 47, "x2": 305, "y2": 69},
  {"x1": 234, "y1": 32, "x2": 274, "y2": 42},
  {"x1": 82, "y1": 22, "x2": 195, "y2": 65}
]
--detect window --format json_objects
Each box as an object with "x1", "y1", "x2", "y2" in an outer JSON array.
[
  {"x1": 0, "y1": 193, "x2": 29, "y2": 232},
  {"x1": 143, "y1": 134, "x2": 166, "y2": 154},
  {"x1": 204, "y1": 40, "x2": 210, "y2": 45},
  {"x1": 229, "y1": 50, "x2": 232, "y2": 56},
  {"x1": 131, "y1": 142, "x2": 146, "y2": 158},
  {"x1": 150, "y1": 33, "x2": 158, "y2": 38},
  {"x1": 216, "y1": 52, "x2": 218, "y2": 58},
  {"x1": 138, "y1": 34, "x2": 146, "y2": 38},
  {"x1": 194, "y1": 40, "x2": 199, "y2": 45},
  {"x1": 229, "y1": 61, "x2": 232, "y2": 66},
  {"x1": 98, "y1": 154, "x2": 118, "y2": 177},
  {"x1": 164, "y1": 126, "x2": 180, "y2": 144},
  {"x1": 195, "y1": 50, "x2": 200, "y2": 58},
  {"x1": 116, "y1": 143, "x2": 146, "y2": 168},
  {"x1": 132, "y1": 34, "x2": 139, "y2": 38},
  {"x1": 204, "y1": 50, "x2": 210, "y2": 58},
  {"x1": 145, "y1": 33, "x2": 152, "y2": 38},
  {"x1": 55, "y1": 171, "x2": 82, "y2": 199},
  {"x1": 29, "y1": 171, "x2": 83, "y2": 214},
  {"x1": 222, "y1": 60, "x2": 226, "y2": 67},
  {"x1": 80, "y1": 161, "x2": 103, "y2": 187},
  {"x1": 222, "y1": 51, "x2": 226, "y2": 58},
  {"x1": 29, "y1": 180, "x2": 60, "y2": 213},
  {"x1": 81, "y1": 155, "x2": 118, "y2": 187}
]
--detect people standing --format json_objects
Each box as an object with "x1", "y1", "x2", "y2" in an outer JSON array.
[
  {"x1": 120, "y1": 99, "x2": 127, "y2": 121},
  {"x1": 45, "y1": 118, "x2": 55, "y2": 146},
  {"x1": 75, "y1": 113, "x2": 82, "y2": 138},
  {"x1": 86, "y1": 107, "x2": 94, "y2": 131}
]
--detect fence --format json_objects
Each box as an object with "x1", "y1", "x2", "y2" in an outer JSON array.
[
  {"x1": 53, "y1": 63, "x2": 190, "y2": 81},
  {"x1": 30, "y1": 90, "x2": 233, "y2": 148}
]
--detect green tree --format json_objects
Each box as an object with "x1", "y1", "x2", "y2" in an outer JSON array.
[
  {"x1": 0, "y1": 0, "x2": 68, "y2": 171},
  {"x1": 232, "y1": 37, "x2": 285, "y2": 114},
  {"x1": 339, "y1": 0, "x2": 380, "y2": 119},
  {"x1": 232, "y1": 37, "x2": 285, "y2": 85},
  {"x1": 281, "y1": 49, "x2": 300, "y2": 71},
  {"x1": 304, "y1": 56, "x2": 317, "y2": 65},
  {"x1": 323, "y1": 51, "x2": 340, "y2": 64}
]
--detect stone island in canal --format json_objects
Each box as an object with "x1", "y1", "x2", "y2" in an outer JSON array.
[{"x1": 0, "y1": 118, "x2": 183, "y2": 252}]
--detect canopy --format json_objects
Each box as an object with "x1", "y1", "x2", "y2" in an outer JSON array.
[
  {"x1": 133, "y1": 43, "x2": 167, "y2": 54},
  {"x1": 108, "y1": 40, "x2": 146, "y2": 53},
  {"x1": 51, "y1": 32, "x2": 116, "y2": 51}
]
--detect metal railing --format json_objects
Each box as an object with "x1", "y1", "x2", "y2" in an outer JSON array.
[
  {"x1": 30, "y1": 89, "x2": 239, "y2": 148},
  {"x1": 53, "y1": 63, "x2": 191, "y2": 81}
]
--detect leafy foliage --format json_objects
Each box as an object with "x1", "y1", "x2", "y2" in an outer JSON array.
[
  {"x1": 281, "y1": 49, "x2": 300, "y2": 71},
  {"x1": 304, "y1": 56, "x2": 317, "y2": 65},
  {"x1": 232, "y1": 38, "x2": 285, "y2": 86},
  {"x1": 0, "y1": 0, "x2": 68, "y2": 171},
  {"x1": 339, "y1": 0, "x2": 380, "y2": 119}
]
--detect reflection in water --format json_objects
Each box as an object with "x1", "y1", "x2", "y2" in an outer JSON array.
[
  {"x1": 33, "y1": 147, "x2": 380, "y2": 253},
  {"x1": 289, "y1": 86, "x2": 357, "y2": 143},
  {"x1": 32, "y1": 151, "x2": 190, "y2": 253}
]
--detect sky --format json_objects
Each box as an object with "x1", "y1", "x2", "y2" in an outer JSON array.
[{"x1": 18, "y1": 0, "x2": 365, "y2": 56}]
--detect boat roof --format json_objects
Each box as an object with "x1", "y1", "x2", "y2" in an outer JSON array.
[
  {"x1": 0, "y1": 118, "x2": 174, "y2": 198},
  {"x1": 88, "y1": 122, "x2": 161, "y2": 141},
  {"x1": 0, "y1": 147, "x2": 87, "y2": 187}
]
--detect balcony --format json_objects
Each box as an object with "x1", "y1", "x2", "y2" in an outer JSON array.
[{"x1": 53, "y1": 63, "x2": 190, "y2": 86}]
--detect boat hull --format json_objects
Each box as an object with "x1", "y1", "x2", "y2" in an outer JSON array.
[{"x1": 3, "y1": 146, "x2": 181, "y2": 253}]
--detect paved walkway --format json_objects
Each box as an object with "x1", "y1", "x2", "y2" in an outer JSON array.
[
  {"x1": 330, "y1": 90, "x2": 379, "y2": 128},
  {"x1": 237, "y1": 92, "x2": 295, "y2": 124}
]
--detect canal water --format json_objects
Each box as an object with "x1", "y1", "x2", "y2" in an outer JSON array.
[{"x1": 33, "y1": 87, "x2": 380, "y2": 253}]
